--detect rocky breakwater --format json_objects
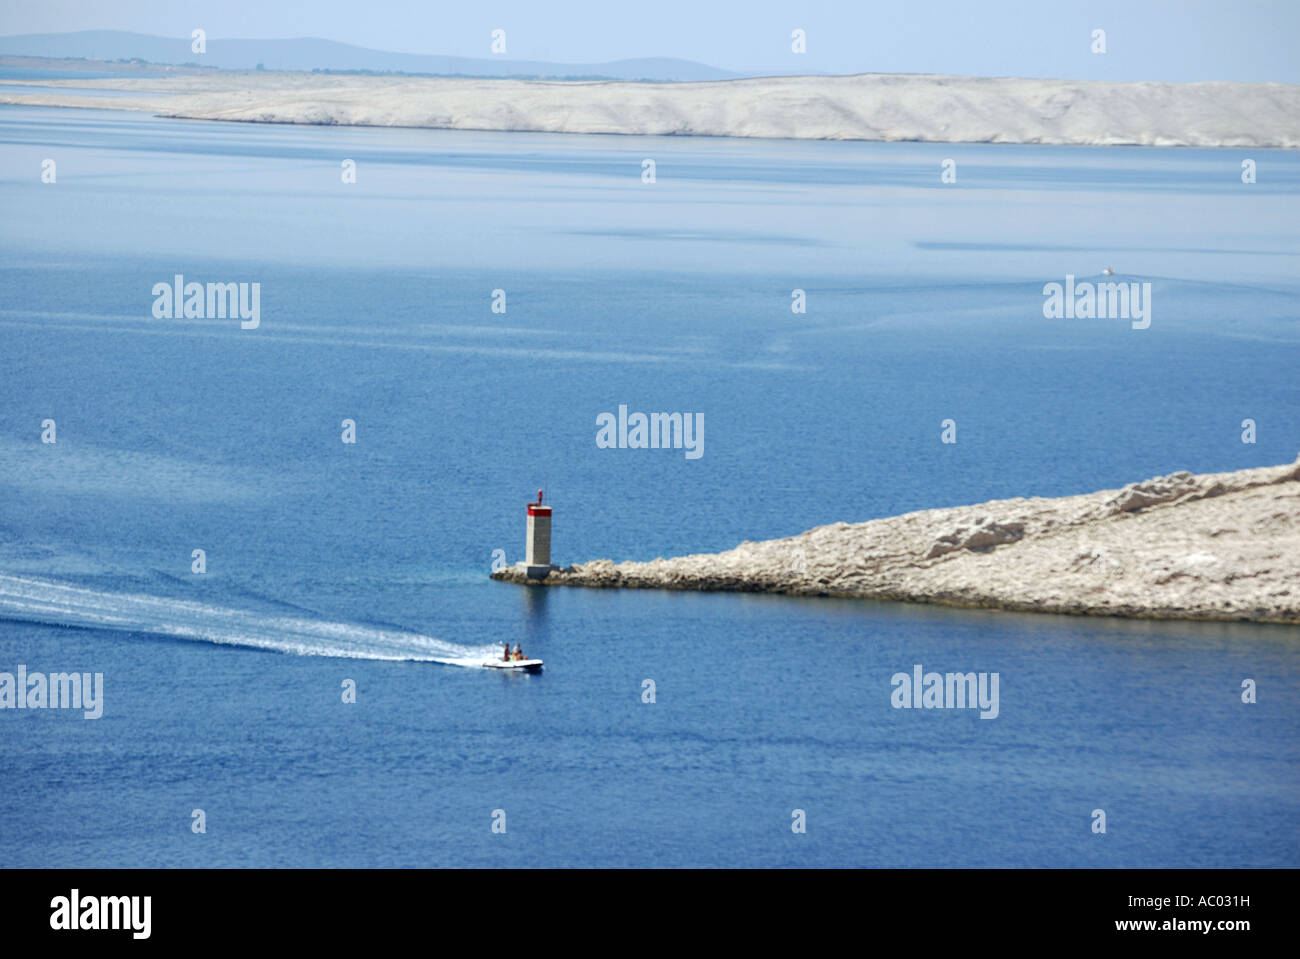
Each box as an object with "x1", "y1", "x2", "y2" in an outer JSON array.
[{"x1": 491, "y1": 455, "x2": 1300, "y2": 624}]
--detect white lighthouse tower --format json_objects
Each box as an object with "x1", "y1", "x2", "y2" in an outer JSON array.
[{"x1": 525, "y1": 488, "x2": 553, "y2": 579}]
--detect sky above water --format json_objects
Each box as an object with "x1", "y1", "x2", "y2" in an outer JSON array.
[{"x1": 0, "y1": 0, "x2": 1297, "y2": 83}]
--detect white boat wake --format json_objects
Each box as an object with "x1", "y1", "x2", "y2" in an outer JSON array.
[{"x1": 0, "y1": 572, "x2": 498, "y2": 665}]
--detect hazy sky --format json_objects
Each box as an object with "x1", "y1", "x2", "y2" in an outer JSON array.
[{"x1": 1, "y1": 0, "x2": 1296, "y2": 82}]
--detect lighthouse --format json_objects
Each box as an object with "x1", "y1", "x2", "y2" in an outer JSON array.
[{"x1": 525, "y1": 489, "x2": 553, "y2": 578}]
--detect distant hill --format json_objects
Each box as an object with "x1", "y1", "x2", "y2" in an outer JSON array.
[{"x1": 0, "y1": 30, "x2": 739, "y2": 81}]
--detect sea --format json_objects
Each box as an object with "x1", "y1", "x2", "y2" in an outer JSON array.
[{"x1": 1, "y1": 98, "x2": 1297, "y2": 866}]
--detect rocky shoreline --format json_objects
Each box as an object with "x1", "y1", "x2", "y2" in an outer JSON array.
[
  {"x1": 3, "y1": 72, "x2": 1298, "y2": 147},
  {"x1": 492, "y1": 455, "x2": 1300, "y2": 624}
]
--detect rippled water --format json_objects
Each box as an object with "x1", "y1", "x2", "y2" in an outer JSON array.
[{"x1": 1, "y1": 103, "x2": 1297, "y2": 866}]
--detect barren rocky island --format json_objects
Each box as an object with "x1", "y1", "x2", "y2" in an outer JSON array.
[
  {"x1": 494, "y1": 456, "x2": 1300, "y2": 624},
  {"x1": 3, "y1": 71, "x2": 1298, "y2": 148}
]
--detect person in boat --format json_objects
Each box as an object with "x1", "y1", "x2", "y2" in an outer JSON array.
[
  {"x1": 513, "y1": 643, "x2": 524, "y2": 661},
  {"x1": 503, "y1": 643, "x2": 511, "y2": 662}
]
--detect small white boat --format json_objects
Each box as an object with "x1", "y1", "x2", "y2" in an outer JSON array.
[{"x1": 484, "y1": 658, "x2": 544, "y2": 671}]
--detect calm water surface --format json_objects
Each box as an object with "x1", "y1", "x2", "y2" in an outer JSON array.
[{"x1": 1, "y1": 104, "x2": 1297, "y2": 866}]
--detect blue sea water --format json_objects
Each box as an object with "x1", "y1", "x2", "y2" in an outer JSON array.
[
  {"x1": 0, "y1": 104, "x2": 1297, "y2": 867},
  {"x1": 0, "y1": 67, "x2": 171, "y2": 99}
]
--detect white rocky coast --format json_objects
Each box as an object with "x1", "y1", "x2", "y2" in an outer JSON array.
[
  {"x1": 3, "y1": 71, "x2": 1298, "y2": 147},
  {"x1": 493, "y1": 455, "x2": 1300, "y2": 624}
]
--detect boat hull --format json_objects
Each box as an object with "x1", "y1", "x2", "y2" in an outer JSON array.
[{"x1": 484, "y1": 659, "x2": 543, "y2": 671}]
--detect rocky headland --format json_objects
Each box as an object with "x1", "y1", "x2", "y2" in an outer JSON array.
[{"x1": 493, "y1": 456, "x2": 1300, "y2": 624}]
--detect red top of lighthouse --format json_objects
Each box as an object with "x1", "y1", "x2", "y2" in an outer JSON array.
[{"x1": 527, "y1": 488, "x2": 551, "y2": 517}]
